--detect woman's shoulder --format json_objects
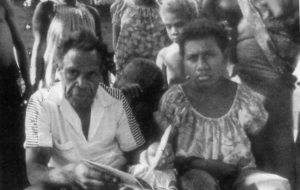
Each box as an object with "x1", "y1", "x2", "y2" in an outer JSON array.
[
  {"x1": 234, "y1": 84, "x2": 268, "y2": 134},
  {"x1": 159, "y1": 85, "x2": 187, "y2": 108}
]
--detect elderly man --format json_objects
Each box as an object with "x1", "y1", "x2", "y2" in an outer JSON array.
[{"x1": 24, "y1": 31, "x2": 150, "y2": 190}]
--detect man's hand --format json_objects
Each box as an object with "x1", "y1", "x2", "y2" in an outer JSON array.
[
  {"x1": 146, "y1": 142, "x2": 175, "y2": 170},
  {"x1": 69, "y1": 161, "x2": 120, "y2": 190}
]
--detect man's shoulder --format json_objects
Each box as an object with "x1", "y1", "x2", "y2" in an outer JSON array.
[
  {"x1": 29, "y1": 83, "x2": 62, "y2": 106},
  {"x1": 98, "y1": 83, "x2": 123, "y2": 101}
]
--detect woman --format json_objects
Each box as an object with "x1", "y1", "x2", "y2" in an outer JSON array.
[
  {"x1": 30, "y1": 0, "x2": 103, "y2": 90},
  {"x1": 155, "y1": 19, "x2": 289, "y2": 190}
]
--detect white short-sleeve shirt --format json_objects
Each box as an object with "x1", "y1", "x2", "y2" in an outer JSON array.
[{"x1": 24, "y1": 83, "x2": 145, "y2": 169}]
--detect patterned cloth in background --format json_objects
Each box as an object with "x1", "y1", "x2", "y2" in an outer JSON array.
[
  {"x1": 111, "y1": 0, "x2": 169, "y2": 78},
  {"x1": 155, "y1": 84, "x2": 268, "y2": 169}
]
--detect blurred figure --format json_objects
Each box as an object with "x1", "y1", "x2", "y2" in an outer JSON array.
[
  {"x1": 0, "y1": 0, "x2": 32, "y2": 189},
  {"x1": 111, "y1": 0, "x2": 169, "y2": 79},
  {"x1": 30, "y1": 0, "x2": 104, "y2": 90}
]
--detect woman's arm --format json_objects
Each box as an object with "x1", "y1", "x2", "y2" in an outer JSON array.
[
  {"x1": 112, "y1": 24, "x2": 121, "y2": 51},
  {"x1": 177, "y1": 157, "x2": 238, "y2": 182},
  {"x1": 4, "y1": 0, "x2": 32, "y2": 99},
  {"x1": 30, "y1": 2, "x2": 52, "y2": 91}
]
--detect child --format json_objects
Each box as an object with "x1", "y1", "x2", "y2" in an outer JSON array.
[
  {"x1": 114, "y1": 58, "x2": 164, "y2": 143},
  {"x1": 156, "y1": 0, "x2": 200, "y2": 87},
  {"x1": 111, "y1": 0, "x2": 169, "y2": 79}
]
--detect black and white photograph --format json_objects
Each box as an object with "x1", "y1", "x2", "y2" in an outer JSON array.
[{"x1": 0, "y1": 0, "x2": 299, "y2": 189}]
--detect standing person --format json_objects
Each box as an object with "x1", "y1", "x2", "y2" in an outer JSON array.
[
  {"x1": 0, "y1": 0, "x2": 32, "y2": 189},
  {"x1": 111, "y1": 0, "x2": 169, "y2": 79},
  {"x1": 156, "y1": 0, "x2": 200, "y2": 87},
  {"x1": 201, "y1": 0, "x2": 299, "y2": 188},
  {"x1": 155, "y1": 19, "x2": 290, "y2": 190},
  {"x1": 30, "y1": 0, "x2": 104, "y2": 91}
]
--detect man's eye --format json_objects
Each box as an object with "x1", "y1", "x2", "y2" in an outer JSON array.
[
  {"x1": 66, "y1": 70, "x2": 79, "y2": 79},
  {"x1": 165, "y1": 24, "x2": 171, "y2": 29},
  {"x1": 204, "y1": 53, "x2": 214, "y2": 59},
  {"x1": 87, "y1": 71, "x2": 99, "y2": 79},
  {"x1": 187, "y1": 55, "x2": 198, "y2": 62}
]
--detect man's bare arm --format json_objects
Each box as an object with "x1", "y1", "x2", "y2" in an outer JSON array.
[
  {"x1": 26, "y1": 147, "x2": 119, "y2": 190},
  {"x1": 26, "y1": 147, "x2": 73, "y2": 187}
]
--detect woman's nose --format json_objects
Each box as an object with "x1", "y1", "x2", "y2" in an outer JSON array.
[{"x1": 196, "y1": 58, "x2": 209, "y2": 70}]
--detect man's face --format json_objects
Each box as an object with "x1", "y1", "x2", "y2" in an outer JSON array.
[
  {"x1": 183, "y1": 37, "x2": 227, "y2": 88},
  {"x1": 160, "y1": 12, "x2": 186, "y2": 43},
  {"x1": 59, "y1": 49, "x2": 102, "y2": 109}
]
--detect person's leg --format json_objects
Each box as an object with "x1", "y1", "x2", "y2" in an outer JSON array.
[
  {"x1": 233, "y1": 168, "x2": 291, "y2": 190},
  {"x1": 179, "y1": 169, "x2": 221, "y2": 190}
]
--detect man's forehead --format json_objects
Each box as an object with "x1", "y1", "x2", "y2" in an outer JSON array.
[{"x1": 62, "y1": 48, "x2": 101, "y2": 66}]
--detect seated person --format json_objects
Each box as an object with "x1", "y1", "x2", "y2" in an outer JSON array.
[
  {"x1": 156, "y1": 0, "x2": 200, "y2": 87},
  {"x1": 114, "y1": 58, "x2": 164, "y2": 143},
  {"x1": 24, "y1": 31, "x2": 174, "y2": 190},
  {"x1": 155, "y1": 19, "x2": 290, "y2": 190}
]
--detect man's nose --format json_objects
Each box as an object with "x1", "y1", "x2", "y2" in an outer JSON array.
[{"x1": 76, "y1": 75, "x2": 87, "y2": 88}]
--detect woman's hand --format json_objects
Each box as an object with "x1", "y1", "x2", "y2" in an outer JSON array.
[
  {"x1": 68, "y1": 161, "x2": 120, "y2": 190},
  {"x1": 146, "y1": 142, "x2": 175, "y2": 170}
]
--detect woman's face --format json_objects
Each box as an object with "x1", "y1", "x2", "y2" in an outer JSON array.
[{"x1": 183, "y1": 37, "x2": 227, "y2": 88}]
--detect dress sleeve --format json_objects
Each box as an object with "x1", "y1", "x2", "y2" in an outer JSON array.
[
  {"x1": 238, "y1": 86, "x2": 268, "y2": 135},
  {"x1": 24, "y1": 89, "x2": 52, "y2": 148},
  {"x1": 110, "y1": 0, "x2": 125, "y2": 26},
  {"x1": 154, "y1": 86, "x2": 183, "y2": 135},
  {"x1": 116, "y1": 93, "x2": 145, "y2": 151}
]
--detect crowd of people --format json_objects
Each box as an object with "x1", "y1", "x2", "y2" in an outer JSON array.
[{"x1": 0, "y1": 0, "x2": 299, "y2": 189}]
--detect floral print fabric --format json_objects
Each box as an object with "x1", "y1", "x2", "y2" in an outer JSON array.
[
  {"x1": 111, "y1": 0, "x2": 168, "y2": 77},
  {"x1": 155, "y1": 84, "x2": 268, "y2": 169}
]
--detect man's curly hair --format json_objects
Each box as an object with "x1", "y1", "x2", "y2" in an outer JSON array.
[{"x1": 56, "y1": 29, "x2": 111, "y2": 71}]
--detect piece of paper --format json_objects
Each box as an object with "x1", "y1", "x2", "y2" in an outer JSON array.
[{"x1": 83, "y1": 159, "x2": 153, "y2": 190}]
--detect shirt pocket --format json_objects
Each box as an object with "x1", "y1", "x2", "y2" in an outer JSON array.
[{"x1": 52, "y1": 140, "x2": 78, "y2": 165}]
